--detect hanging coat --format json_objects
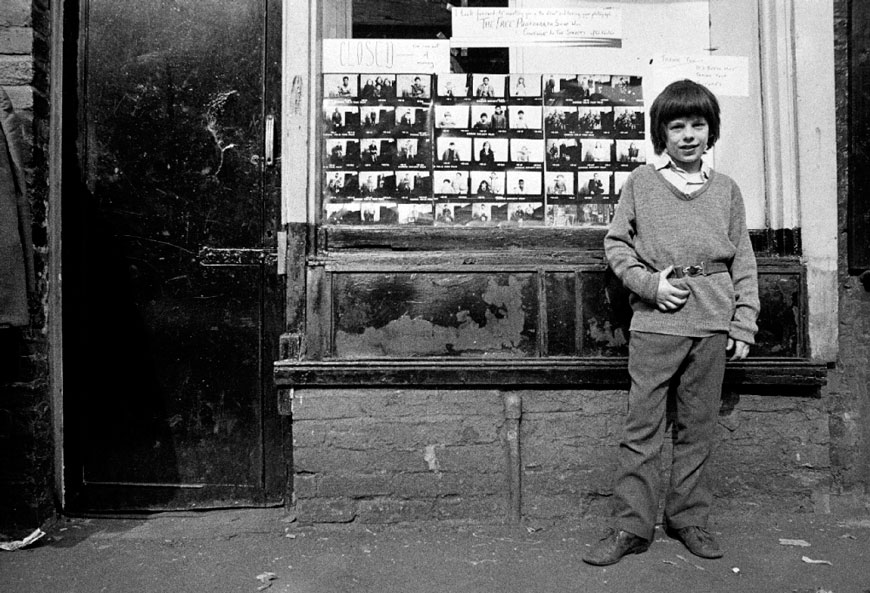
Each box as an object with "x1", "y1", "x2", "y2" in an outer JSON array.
[{"x1": 0, "y1": 87, "x2": 35, "y2": 328}]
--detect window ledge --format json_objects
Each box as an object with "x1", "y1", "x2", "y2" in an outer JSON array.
[{"x1": 274, "y1": 357, "x2": 827, "y2": 389}]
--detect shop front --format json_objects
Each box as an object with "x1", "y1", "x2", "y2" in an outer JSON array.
[
  {"x1": 2, "y1": 0, "x2": 856, "y2": 528},
  {"x1": 274, "y1": 0, "x2": 837, "y2": 523}
]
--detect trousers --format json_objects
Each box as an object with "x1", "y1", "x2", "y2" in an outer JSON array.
[{"x1": 613, "y1": 331, "x2": 727, "y2": 541}]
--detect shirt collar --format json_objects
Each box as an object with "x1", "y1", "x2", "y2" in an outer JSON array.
[{"x1": 653, "y1": 152, "x2": 711, "y2": 178}]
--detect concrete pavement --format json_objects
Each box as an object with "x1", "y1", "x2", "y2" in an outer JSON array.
[{"x1": 1, "y1": 507, "x2": 868, "y2": 592}]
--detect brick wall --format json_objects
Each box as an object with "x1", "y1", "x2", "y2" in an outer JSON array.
[
  {"x1": 829, "y1": 0, "x2": 870, "y2": 502},
  {"x1": 293, "y1": 389, "x2": 508, "y2": 522},
  {"x1": 290, "y1": 388, "x2": 831, "y2": 524},
  {"x1": 0, "y1": 0, "x2": 54, "y2": 533}
]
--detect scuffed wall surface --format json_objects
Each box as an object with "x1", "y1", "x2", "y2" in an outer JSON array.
[
  {"x1": 291, "y1": 388, "x2": 831, "y2": 523},
  {"x1": 819, "y1": 281, "x2": 869, "y2": 496},
  {"x1": 0, "y1": 0, "x2": 54, "y2": 532},
  {"x1": 830, "y1": 0, "x2": 870, "y2": 500},
  {"x1": 292, "y1": 389, "x2": 508, "y2": 523}
]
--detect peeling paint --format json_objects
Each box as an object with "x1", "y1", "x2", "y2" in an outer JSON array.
[
  {"x1": 587, "y1": 318, "x2": 627, "y2": 349},
  {"x1": 204, "y1": 89, "x2": 239, "y2": 177},
  {"x1": 423, "y1": 444, "x2": 441, "y2": 473},
  {"x1": 290, "y1": 75, "x2": 303, "y2": 115},
  {"x1": 336, "y1": 277, "x2": 529, "y2": 357}
]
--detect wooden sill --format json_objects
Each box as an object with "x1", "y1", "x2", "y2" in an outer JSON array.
[{"x1": 274, "y1": 357, "x2": 827, "y2": 389}]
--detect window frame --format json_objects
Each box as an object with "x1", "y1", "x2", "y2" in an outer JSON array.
[{"x1": 276, "y1": 0, "x2": 837, "y2": 391}]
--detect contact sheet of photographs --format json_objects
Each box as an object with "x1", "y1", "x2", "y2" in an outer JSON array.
[{"x1": 322, "y1": 72, "x2": 644, "y2": 227}]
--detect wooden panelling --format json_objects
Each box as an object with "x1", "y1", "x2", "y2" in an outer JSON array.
[
  {"x1": 297, "y1": 257, "x2": 803, "y2": 362},
  {"x1": 332, "y1": 272, "x2": 539, "y2": 357},
  {"x1": 323, "y1": 226, "x2": 803, "y2": 257}
]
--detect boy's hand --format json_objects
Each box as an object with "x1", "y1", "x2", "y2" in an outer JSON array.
[
  {"x1": 727, "y1": 338, "x2": 750, "y2": 361},
  {"x1": 655, "y1": 265, "x2": 690, "y2": 312}
]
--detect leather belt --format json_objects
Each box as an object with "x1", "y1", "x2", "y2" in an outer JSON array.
[{"x1": 670, "y1": 261, "x2": 729, "y2": 278}]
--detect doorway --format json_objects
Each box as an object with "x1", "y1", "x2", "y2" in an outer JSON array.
[{"x1": 62, "y1": 0, "x2": 284, "y2": 510}]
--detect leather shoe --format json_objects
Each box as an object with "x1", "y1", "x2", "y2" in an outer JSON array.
[
  {"x1": 582, "y1": 528, "x2": 650, "y2": 566},
  {"x1": 667, "y1": 526, "x2": 724, "y2": 559}
]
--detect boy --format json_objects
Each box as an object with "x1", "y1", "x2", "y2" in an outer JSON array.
[{"x1": 583, "y1": 79, "x2": 759, "y2": 566}]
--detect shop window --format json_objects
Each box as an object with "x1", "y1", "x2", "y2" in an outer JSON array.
[
  {"x1": 277, "y1": 0, "x2": 831, "y2": 384},
  {"x1": 319, "y1": 0, "x2": 769, "y2": 235}
]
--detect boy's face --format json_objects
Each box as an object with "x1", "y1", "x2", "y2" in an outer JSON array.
[{"x1": 664, "y1": 116, "x2": 709, "y2": 173}]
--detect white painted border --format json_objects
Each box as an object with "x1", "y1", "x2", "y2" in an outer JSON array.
[
  {"x1": 792, "y1": 0, "x2": 838, "y2": 361},
  {"x1": 281, "y1": 0, "x2": 317, "y2": 224},
  {"x1": 759, "y1": 0, "x2": 800, "y2": 230}
]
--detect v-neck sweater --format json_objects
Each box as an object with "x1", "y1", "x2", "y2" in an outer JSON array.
[{"x1": 604, "y1": 164, "x2": 759, "y2": 343}]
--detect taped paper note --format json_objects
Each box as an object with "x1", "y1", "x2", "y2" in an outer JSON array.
[
  {"x1": 451, "y1": 7, "x2": 622, "y2": 48},
  {"x1": 651, "y1": 54, "x2": 749, "y2": 97},
  {"x1": 323, "y1": 39, "x2": 450, "y2": 74}
]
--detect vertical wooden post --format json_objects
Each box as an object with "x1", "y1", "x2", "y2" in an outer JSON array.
[
  {"x1": 280, "y1": 0, "x2": 319, "y2": 356},
  {"x1": 48, "y1": 0, "x2": 67, "y2": 509}
]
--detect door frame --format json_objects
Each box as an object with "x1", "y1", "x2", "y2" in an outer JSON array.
[
  {"x1": 48, "y1": 0, "x2": 287, "y2": 511},
  {"x1": 48, "y1": 0, "x2": 71, "y2": 511}
]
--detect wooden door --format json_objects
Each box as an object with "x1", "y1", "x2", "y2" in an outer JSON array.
[{"x1": 64, "y1": 0, "x2": 284, "y2": 510}]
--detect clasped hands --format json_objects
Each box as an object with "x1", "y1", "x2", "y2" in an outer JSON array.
[{"x1": 656, "y1": 265, "x2": 749, "y2": 361}]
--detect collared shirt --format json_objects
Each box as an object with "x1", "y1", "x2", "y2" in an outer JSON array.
[{"x1": 653, "y1": 152, "x2": 711, "y2": 195}]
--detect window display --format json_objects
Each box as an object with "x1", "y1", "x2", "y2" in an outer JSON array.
[{"x1": 322, "y1": 73, "x2": 644, "y2": 227}]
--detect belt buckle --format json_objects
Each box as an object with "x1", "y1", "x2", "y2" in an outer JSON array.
[{"x1": 683, "y1": 263, "x2": 704, "y2": 277}]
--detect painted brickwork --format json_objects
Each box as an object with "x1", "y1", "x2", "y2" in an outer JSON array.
[
  {"x1": 0, "y1": 0, "x2": 54, "y2": 532},
  {"x1": 291, "y1": 388, "x2": 832, "y2": 523}
]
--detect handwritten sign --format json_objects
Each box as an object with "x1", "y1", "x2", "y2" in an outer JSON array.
[
  {"x1": 322, "y1": 39, "x2": 450, "y2": 74},
  {"x1": 451, "y1": 7, "x2": 622, "y2": 48},
  {"x1": 651, "y1": 54, "x2": 750, "y2": 97}
]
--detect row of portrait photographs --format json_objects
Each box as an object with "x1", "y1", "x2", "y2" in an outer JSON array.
[
  {"x1": 546, "y1": 203, "x2": 616, "y2": 227},
  {"x1": 544, "y1": 106, "x2": 644, "y2": 138},
  {"x1": 546, "y1": 170, "x2": 629, "y2": 200},
  {"x1": 435, "y1": 202, "x2": 546, "y2": 225},
  {"x1": 322, "y1": 200, "x2": 615, "y2": 227},
  {"x1": 324, "y1": 200, "x2": 435, "y2": 226},
  {"x1": 324, "y1": 73, "x2": 547, "y2": 103},
  {"x1": 326, "y1": 170, "x2": 433, "y2": 199},
  {"x1": 324, "y1": 169, "x2": 628, "y2": 201},
  {"x1": 543, "y1": 74, "x2": 643, "y2": 106},
  {"x1": 325, "y1": 103, "x2": 431, "y2": 137},
  {"x1": 325, "y1": 74, "x2": 433, "y2": 104},
  {"x1": 432, "y1": 170, "x2": 543, "y2": 197},
  {"x1": 546, "y1": 138, "x2": 645, "y2": 169},
  {"x1": 326, "y1": 138, "x2": 433, "y2": 169},
  {"x1": 436, "y1": 137, "x2": 645, "y2": 169},
  {"x1": 325, "y1": 103, "x2": 644, "y2": 137},
  {"x1": 434, "y1": 104, "x2": 542, "y2": 133},
  {"x1": 323, "y1": 200, "x2": 548, "y2": 227},
  {"x1": 437, "y1": 74, "x2": 543, "y2": 101},
  {"x1": 435, "y1": 136, "x2": 543, "y2": 166}
]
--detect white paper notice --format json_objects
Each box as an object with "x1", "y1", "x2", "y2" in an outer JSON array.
[
  {"x1": 451, "y1": 7, "x2": 622, "y2": 48},
  {"x1": 651, "y1": 54, "x2": 750, "y2": 97},
  {"x1": 322, "y1": 39, "x2": 450, "y2": 74}
]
